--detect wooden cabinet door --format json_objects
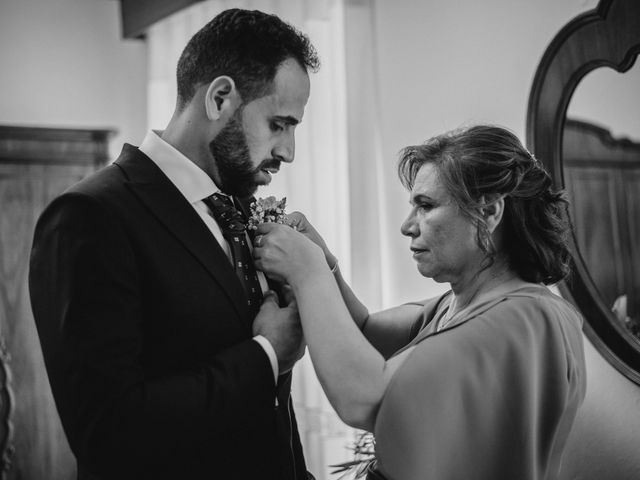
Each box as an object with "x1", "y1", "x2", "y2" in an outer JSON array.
[{"x1": 0, "y1": 126, "x2": 112, "y2": 480}]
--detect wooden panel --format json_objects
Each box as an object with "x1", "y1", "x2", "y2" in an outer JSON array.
[
  {"x1": 0, "y1": 126, "x2": 113, "y2": 480},
  {"x1": 622, "y1": 170, "x2": 640, "y2": 318},
  {"x1": 563, "y1": 118, "x2": 640, "y2": 326},
  {"x1": 120, "y1": 0, "x2": 200, "y2": 38},
  {"x1": 565, "y1": 166, "x2": 624, "y2": 307},
  {"x1": 0, "y1": 126, "x2": 111, "y2": 166}
]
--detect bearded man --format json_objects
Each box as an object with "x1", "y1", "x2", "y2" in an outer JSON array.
[{"x1": 28, "y1": 9, "x2": 318, "y2": 480}]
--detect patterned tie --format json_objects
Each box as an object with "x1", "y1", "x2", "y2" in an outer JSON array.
[{"x1": 204, "y1": 193, "x2": 263, "y2": 318}]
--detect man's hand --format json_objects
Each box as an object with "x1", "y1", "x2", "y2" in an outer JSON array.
[{"x1": 253, "y1": 290, "x2": 305, "y2": 374}]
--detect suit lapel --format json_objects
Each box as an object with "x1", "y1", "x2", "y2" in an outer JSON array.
[{"x1": 115, "y1": 145, "x2": 250, "y2": 323}]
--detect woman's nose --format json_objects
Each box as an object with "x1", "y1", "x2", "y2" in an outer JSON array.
[{"x1": 401, "y1": 211, "x2": 418, "y2": 237}]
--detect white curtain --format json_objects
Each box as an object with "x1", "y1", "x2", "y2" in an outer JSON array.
[{"x1": 146, "y1": 1, "x2": 387, "y2": 478}]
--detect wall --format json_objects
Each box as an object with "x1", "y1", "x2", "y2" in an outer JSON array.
[
  {"x1": 0, "y1": 0, "x2": 147, "y2": 159},
  {"x1": 372, "y1": 0, "x2": 599, "y2": 304},
  {"x1": 371, "y1": 0, "x2": 640, "y2": 478}
]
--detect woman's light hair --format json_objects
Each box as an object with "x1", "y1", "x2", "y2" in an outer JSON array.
[{"x1": 398, "y1": 125, "x2": 571, "y2": 284}]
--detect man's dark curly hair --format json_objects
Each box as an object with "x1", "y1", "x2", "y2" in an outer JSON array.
[
  {"x1": 398, "y1": 125, "x2": 572, "y2": 285},
  {"x1": 176, "y1": 8, "x2": 320, "y2": 110}
]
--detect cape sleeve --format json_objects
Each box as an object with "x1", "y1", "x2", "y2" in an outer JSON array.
[
  {"x1": 373, "y1": 294, "x2": 586, "y2": 480},
  {"x1": 363, "y1": 297, "x2": 442, "y2": 359}
]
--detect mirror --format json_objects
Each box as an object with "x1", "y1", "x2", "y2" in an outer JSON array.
[
  {"x1": 526, "y1": 0, "x2": 640, "y2": 384},
  {"x1": 564, "y1": 65, "x2": 640, "y2": 343}
]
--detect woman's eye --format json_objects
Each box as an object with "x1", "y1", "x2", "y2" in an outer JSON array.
[
  {"x1": 417, "y1": 203, "x2": 433, "y2": 212},
  {"x1": 271, "y1": 122, "x2": 284, "y2": 132}
]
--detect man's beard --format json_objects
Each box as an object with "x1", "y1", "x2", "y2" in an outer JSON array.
[{"x1": 209, "y1": 109, "x2": 279, "y2": 198}]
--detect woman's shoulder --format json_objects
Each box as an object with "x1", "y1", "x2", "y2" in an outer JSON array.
[
  {"x1": 494, "y1": 283, "x2": 583, "y2": 328},
  {"x1": 406, "y1": 282, "x2": 584, "y2": 361},
  {"x1": 403, "y1": 291, "x2": 453, "y2": 322},
  {"x1": 403, "y1": 291, "x2": 453, "y2": 335},
  {"x1": 403, "y1": 290, "x2": 451, "y2": 310},
  {"x1": 458, "y1": 284, "x2": 586, "y2": 382}
]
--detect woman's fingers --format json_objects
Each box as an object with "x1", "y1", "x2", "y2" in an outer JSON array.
[
  {"x1": 285, "y1": 211, "x2": 305, "y2": 229},
  {"x1": 255, "y1": 221, "x2": 280, "y2": 235},
  {"x1": 281, "y1": 284, "x2": 296, "y2": 306}
]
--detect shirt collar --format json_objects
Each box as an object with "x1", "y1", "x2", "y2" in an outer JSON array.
[{"x1": 139, "y1": 130, "x2": 219, "y2": 203}]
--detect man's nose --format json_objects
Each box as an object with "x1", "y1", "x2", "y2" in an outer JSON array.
[{"x1": 272, "y1": 132, "x2": 294, "y2": 163}]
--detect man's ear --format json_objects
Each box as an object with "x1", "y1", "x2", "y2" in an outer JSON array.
[
  {"x1": 481, "y1": 195, "x2": 505, "y2": 234},
  {"x1": 204, "y1": 76, "x2": 240, "y2": 121}
]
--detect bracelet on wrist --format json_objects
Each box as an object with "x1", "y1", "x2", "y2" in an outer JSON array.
[{"x1": 330, "y1": 258, "x2": 339, "y2": 274}]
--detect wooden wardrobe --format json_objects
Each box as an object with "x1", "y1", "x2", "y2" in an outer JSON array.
[{"x1": 0, "y1": 125, "x2": 112, "y2": 479}]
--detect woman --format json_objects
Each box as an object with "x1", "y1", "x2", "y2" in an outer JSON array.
[{"x1": 253, "y1": 125, "x2": 586, "y2": 480}]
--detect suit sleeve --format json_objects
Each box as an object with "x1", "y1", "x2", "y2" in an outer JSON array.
[{"x1": 29, "y1": 193, "x2": 275, "y2": 474}]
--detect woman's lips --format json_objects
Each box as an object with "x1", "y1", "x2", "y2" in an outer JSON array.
[{"x1": 411, "y1": 248, "x2": 428, "y2": 258}]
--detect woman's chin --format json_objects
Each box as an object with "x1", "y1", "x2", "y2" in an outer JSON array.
[
  {"x1": 416, "y1": 264, "x2": 447, "y2": 283},
  {"x1": 416, "y1": 263, "x2": 434, "y2": 279}
]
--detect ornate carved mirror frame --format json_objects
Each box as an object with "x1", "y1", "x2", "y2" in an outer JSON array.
[{"x1": 526, "y1": 0, "x2": 640, "y2": 383}]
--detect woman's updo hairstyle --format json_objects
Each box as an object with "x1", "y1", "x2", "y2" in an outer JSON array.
[{"x1": 397, "y1": 124, "x2": 571, "y2": 284}]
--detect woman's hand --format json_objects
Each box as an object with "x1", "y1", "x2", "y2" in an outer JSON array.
[
  {"x1": 253, "y1": 223, "x2": 327, "y2": 285},
  {"x1": 285, "y1": 212, "x2": 337, "y2": 268}
]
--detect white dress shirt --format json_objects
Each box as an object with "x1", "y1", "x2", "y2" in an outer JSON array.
[{"x1": 139, "y1": 130, "x2": 278, "y2": 382}]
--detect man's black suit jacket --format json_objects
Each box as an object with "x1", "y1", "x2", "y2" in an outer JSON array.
[{"x1": 29, "y1": 145, "x2": 309, "y2": 479}]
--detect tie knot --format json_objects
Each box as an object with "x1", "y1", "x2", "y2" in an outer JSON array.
[{"x1": 205, "y1": 193, "x2": 246, "y2": 234}]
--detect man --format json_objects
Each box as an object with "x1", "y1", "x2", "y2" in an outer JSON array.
[{"x1": 29, "y1": 9, "x2": 318, "y2": 480}]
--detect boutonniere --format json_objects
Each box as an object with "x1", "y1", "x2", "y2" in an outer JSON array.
[{"x1": 247, "y1": 196, "x2": 288, "y2": 231}]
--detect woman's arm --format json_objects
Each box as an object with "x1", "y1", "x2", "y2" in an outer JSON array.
[
  {"x1": 285, "y1": 212, "x2": 369, "y2": 328},
  {"x1": 286, "y1": 212, "x2": 418, "y2": 346},
  {"x1": 254, "y1": 223, "x2": 419, "y2": 431},
  {"x1": 325, "y1": 252, "x2": 369, "y2": 329},
  {"x1": 293, "y1": 266, "x2": 417, "y2": 430}
]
